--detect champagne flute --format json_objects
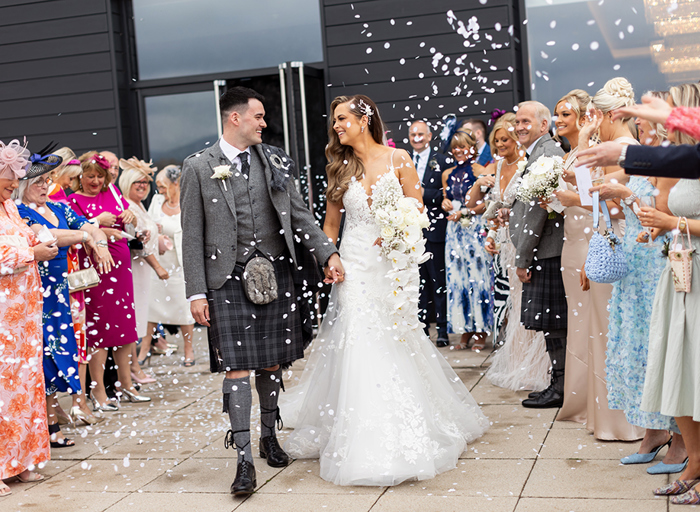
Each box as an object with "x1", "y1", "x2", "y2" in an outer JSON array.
[
  {"x1": 640, "y1": 195, "x2": 656, "y2": 243},
  {"x1": 591, "y1": 166, "x2": 605, "y2": 187}
]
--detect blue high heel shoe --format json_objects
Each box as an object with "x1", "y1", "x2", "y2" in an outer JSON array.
[
  {"x1": 647, "y1": 457, "x2": 689, "y2": 475},
  {"x1": 620, "y1": 437, "x2": 671, "y2": 464}
]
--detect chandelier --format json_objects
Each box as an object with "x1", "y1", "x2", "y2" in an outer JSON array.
[{"x1": 645, "y1": 0, "x2": 700, "y2": 80}]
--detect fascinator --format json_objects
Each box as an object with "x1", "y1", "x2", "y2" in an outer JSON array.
[
  {"x1": 439, "y1": 113, "x2": 458, "y2": 154},
  {"x1": 22, "y1": 141, "x2": 63, "y2": 180},
  {"x1": 489, "y1": 108, "x2": 507, "y2": 126},
  {"x1": 119, "y1": 157, "x2": 156, "y2": 181}
]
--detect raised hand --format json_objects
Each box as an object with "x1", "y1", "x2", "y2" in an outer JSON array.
[{"x1": 612, "y1": 94, "x2": 672, "y2": 126}]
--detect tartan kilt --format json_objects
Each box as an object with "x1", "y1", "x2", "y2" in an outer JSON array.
[
  {"x1": 207, "y1": 256, "x2": 304, "y2": 372},
  {"x1": 520, "y1": 256, "x2": 568, "y2": 333}
]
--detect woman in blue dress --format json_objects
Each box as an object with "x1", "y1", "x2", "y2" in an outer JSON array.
[
  {"x1": 16, "y1": 173, "x2": 112, "y2": 446},
  {"x1": 441, "y1": 129, "x2": 494, "y2": 350}
]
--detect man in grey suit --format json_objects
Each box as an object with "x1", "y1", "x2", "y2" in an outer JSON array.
[
  {"x1": 509, "y1": 101, "x2": 567, "y2": 409},
  {"x1": 181, "y1": 86, "x2": 344, "y2": 496}
]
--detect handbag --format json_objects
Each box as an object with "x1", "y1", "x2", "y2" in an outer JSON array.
[
  {"x1": 584, "y1": 191, "x2": 628, "y2": 283},
  {"x1": 241, "y1": 254, "x2": 278, "y2": 305},
  {"x1": 67, "y1": 267, "x2": 101, "y2": 292},
  {"x1": 669, "y1": 216, "x2": 694, "y2": 293},
  {"x1": 0, "y1": 235, "x2": 30, "y2": 274}
]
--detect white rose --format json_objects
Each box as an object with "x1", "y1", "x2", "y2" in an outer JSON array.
[{"x1": 381, "y1": 226, "x2": 394, "y2": 239}]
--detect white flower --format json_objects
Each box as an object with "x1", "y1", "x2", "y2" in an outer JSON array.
[
  {"x1": 211, "y1": 164, "x2": 234, "y2": 180},
  {"x1": 380, "y1": 226, "x2": 394, "y2": 239}
]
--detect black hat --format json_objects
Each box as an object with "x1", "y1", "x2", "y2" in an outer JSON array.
[{"x1": 20, "y1": 141, "x2": 63, "y2": 180}]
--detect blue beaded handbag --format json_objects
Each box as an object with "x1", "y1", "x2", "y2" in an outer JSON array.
[{"x1": 584, "y1": 191, "x2": 629, "y2": 283}]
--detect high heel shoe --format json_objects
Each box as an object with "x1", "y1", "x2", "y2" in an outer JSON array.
[
  {"x1": 131, "y1": 370, "x2": 156, "y2": 384},
  {"x1": 55, "y1": 408, "x2": 72, "y2": 426},
  {"x1": 137, "y1": 353, "x2": 151, "y2": 367},
  {"x1": 48, "y1": 423, "x2": 75, "y2": 448},
  {"x1": 69, "y1": 406, "x2": 104, "y2": 426},
  {"x1": 117, "y1": 388, "x2": 151, "y2": 403},
  {"x1": 648, "y1": 457, "x2": 689, "y2": 474},
  {"x1": 90, "y1": 392, "x2": 119, "y2": 412},
  {"x1": 620, "y1": 436, "x2": 671, "y2": 464}
]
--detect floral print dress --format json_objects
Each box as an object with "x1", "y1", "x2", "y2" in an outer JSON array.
[{"x1": 0, "y1": 199, "x2": 49, "y2": 479}]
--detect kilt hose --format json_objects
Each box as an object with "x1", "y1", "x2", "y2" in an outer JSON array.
[
  {"x1": 520, "y1": 255, "x2": 568, "y2": 340},
  {"x1": 207, "y1": 255, "x2": 306, "y2": 373}
]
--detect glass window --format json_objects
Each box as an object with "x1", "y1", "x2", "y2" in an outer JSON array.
[
  {"x1": 133, "y1": 0, "x2": 324, "y2": 80},
  {"x1": 144, "y1": 90, "x2": 219, "y2": 169},
  {"x1": 524, "y1": 0, "x2": 699, "y2": 108}
]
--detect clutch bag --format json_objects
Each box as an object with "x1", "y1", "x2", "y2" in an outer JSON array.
[
  {"x1": 67, "y1": 267, "x2": 100, "y2": 292},
  {"x1": 584, "y1": 192, "x2": 628, "y2": 283},
  {"x1": 0, "y1": 234, "x2": 30, "y2": 274}
]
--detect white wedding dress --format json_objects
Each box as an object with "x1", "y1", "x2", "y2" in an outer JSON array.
[{"x1": 280, "y1": 169, "x2": 489, "y2": 486}]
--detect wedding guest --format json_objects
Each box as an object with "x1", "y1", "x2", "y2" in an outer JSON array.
[
  {"x1": 0, "y1": 140, "x2": 58, "y2": 496},
  {"x1": 461, "y1": 118, "x2": 492, "y2": 168},
  {"x1": 510, "y1": 101, "x2": 567, "y2": 409},
  {"x1": 638, "y1": 83, "x2": 700, "y2": 505},
  {"x1": 47, "y1": 147, "x2": 81, "y2": 202},
  {"x1": 100, "y1": 150, "x2": 120, "y2": 183},
  {"x1": 442, "y1": 129, "x2": 493, "y2": 350},
  {"x1": 69, "y1": 152, "x2": 150, "y2": 410},
  {"x1": 119, "y1": 157, "x2": 167, "y2": 384},
  {"x1": 16, "y1": 173, "x2": 113, "y2": 441},
  {"x1": 144, "y1": 166, "x2": 196, "y2": 366},
  {"x1": 466, "y1": 112, "x2": 550, "y2": 391},
  {"x1": 409, "y1": 120, "x2": 449, "y2": 346}
]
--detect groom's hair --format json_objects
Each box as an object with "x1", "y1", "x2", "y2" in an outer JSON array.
[{"x1": 220, "y1": 86, "x2": 265, "y2": 124}]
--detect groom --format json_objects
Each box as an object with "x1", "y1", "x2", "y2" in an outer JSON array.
[
  {"x1": 180, "y1": 86, "x2": 343, "y2": 496},
  {"x1": 510, "y1": 101, "x2": 567, "y2": 409}
]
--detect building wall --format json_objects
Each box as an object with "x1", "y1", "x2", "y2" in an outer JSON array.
[
  {"x1": 0, "y1": 0, "x2": 132, "y2": 157},
  {"x1": 322, "y1": 0, "x2": 527, "y2": 145}
]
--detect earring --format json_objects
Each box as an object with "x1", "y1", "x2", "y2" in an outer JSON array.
[{"x1": 361, "y1": 126, "x2": 365, "y2": 133}]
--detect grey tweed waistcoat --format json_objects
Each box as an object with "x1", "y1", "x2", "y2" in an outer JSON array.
[{"x1": 232, "y1": 150, "x2": 285, "y2": 263}]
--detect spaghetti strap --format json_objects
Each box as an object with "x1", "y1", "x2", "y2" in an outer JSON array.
[{"x1": 389, "y1": 148, "x2": 397, "y2": 171}]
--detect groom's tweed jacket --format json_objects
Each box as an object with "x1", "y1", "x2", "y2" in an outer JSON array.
[
  {"x1": 180, "y1": 141, "x2": 336, "y2": 297},
  {"x1": 509, "y1": 134, "x2": 566, "y2": 269}
]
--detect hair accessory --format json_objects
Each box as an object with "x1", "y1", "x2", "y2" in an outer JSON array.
[
  {"x1": 490, "y1": 109, "x2": 507, "y2": 125},
  {"x1": 0, "y1": 139, "x2": 30, "y2": 180},
  {"x1": 66, "y1": 159, "x2": 81, "y2": 166},
  {"x1": 164, "y1": 165, "x2": 181, "y2": 184},
  {"x1": 440, "y1": 113, "x2": 458, "y2": 154},
  {"x1": 21, "y1": 141, "x2": 63, "y2": 181},
  {"x1": 358, "y1": 99, "x2": 374, "y2": 125},
  {"x1": 119, "y1": 157, "x2": 155, "y2": 179},
  {"x1": 89, "y1": 154, "x2": 110, "y2": 171}
]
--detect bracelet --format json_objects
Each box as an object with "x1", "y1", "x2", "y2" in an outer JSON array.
[
  {"x1": 96, "y1": 240, "x2": 108, "y2": 248},
  {"x1": 617, "y1": 145, "x2": 628, "y2": 167},
  {"x1": 622, "y1": 193, "x2": 637, "y2": 207},
  {"x1": 81, "y1": 231, "x2": 88, "y2": 243},
  {"x1": 679, "y1": 217, "x2": 687, "y2": 232}
]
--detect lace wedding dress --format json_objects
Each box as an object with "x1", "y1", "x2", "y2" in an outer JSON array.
[{"x1": 280, "y1": 169, "x2": 489, "y2": 486}]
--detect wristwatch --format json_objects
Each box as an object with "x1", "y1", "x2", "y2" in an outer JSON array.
[
  {"x1": 617, "y1": 145, "x2": 628, "y2": 167},
  {"x1": 622, "y1": 193, "x2": 638, "y2": 207}
]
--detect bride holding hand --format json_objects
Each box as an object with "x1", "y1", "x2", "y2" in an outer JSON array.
[{"x1": 280, "y1": 95, "x2": 488, "y2": 486}]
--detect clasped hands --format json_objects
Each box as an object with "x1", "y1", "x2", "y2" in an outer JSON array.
[{"x1": 323, "y1": 253, "x2": 345, "y2": 284}]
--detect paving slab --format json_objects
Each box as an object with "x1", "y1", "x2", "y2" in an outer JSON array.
[
  {"x1": 515, "y1": 497, "x2": 668, "y2": 511},
  {"x1": 1, "y1": 490, "x2": 129, "y2": 512},
  {"x1": 461, "y1": 427, "x2": 549, "y2": 460},
  {"x1": 373, "y1": 493, "x2": 519, "y2": 511},
  {"x1": 104, "y1": 492, "x2": 236, "y2": 512},
  {"x1": 538, "y1": 427, "x2": 643, "y2": 460}
]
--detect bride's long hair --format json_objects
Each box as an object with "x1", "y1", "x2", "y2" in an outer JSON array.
[{"x1": 325, "y1": 95, "x2": 386, "y2": 204}]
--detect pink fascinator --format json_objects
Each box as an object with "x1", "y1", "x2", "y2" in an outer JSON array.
[
  {"x1": 89, "y1": 154, "x2": 111, "y2": 171},
  {"x1": 0, "y1": 139, "x2": 30, "y2": 179}
]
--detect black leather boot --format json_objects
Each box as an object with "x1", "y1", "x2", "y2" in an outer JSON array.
[
  {"x1": 522, "y1": 370, "x2": 564, "y2": 408},
  {"x1": 259, "y1": 406, "x2": 290, "y2": 468},
  {"x1": 225, "y1": 429, "x2": 257, "y2": 496}
]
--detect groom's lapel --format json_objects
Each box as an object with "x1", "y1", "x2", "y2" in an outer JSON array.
[{"x1": 206, "y1": 141, "x2": 237, "y2": 218}]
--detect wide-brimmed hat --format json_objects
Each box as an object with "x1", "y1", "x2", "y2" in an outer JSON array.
[
  {"x1": 119, "y1": 157, "x2": 156, "y2": 181},
  {"x1": 20, "y1": 141, "x2": 63, "y2": 180}
]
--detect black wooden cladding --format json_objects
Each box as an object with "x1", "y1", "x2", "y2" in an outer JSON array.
[
  {"x1": 0, "y1": 0, "x2": 128, "y2": 158},
  {"x1": 322, "y1": 0, "x2": 526, "y2": 143}
]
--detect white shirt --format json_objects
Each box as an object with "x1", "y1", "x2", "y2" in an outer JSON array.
[
  {"x1": 187, "y1": 139, "x2": 251, "y2": 302},
  {"x1": 412, "y1": 147, "x2": 431, "y2": 183}
]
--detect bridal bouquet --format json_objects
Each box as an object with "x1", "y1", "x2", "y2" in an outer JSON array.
[
  {"x1": 515, "y1": 155, "x2": 565, "y2": 217},
  {"x1": 371, "y1": 184, "x2": 431, "y2": 341}
]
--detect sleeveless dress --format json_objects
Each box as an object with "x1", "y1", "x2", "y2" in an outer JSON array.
[
  {"x1": 642, "y1": 178, "x2": 700, "y2": 420},
  {"x1": 485, "y1": 161, "x2": 550, "y2": 391},
  {"x1": 606, "y1": 177, "x2": 675, "y2": 431},
  {"x1": 444, "y1": 162, "x2": 494, "y2": 334},
  {"x1": 280, "y1": 164, "x2": 489, "y2": 486}
]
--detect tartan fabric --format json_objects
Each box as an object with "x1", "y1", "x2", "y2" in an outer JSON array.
[
  {"x1": 207, "y1": 255, "x2": 303, "y2": 372},
  {"x1": 520, "y1": 256, "x2": 568, "y2": 334}
]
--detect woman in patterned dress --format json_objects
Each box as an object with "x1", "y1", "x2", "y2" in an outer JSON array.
[
  {"x1": 0, "y1": 140, "x2": 60, "y2": 497},
  {"x1": 441, "y1": 129, "x2": 494, "y2": 350}
]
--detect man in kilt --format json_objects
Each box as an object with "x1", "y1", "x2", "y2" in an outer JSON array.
[
  {"x1": 180, "y1": 86, "x2": 344, "y2": 495},
  {"x1": 509, "y1": 101, "x2": 567, "y2": 408}
]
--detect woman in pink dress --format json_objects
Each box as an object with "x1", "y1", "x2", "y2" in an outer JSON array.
[
  {"x1": 0, "y1": 140, "x2": 60, "y2": 497},
  {"x1": 68, "y1": 152, "x2": 150, "y2": 411}
]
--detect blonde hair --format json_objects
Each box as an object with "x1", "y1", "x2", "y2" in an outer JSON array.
[
  {"x1": 517, "y1": 100, "x2": 552, "y2": 130},
  {"x1": 51, "y1": 147, "x2": 81, "y2": 183},
  {"x1": 488, "y1": 112, "x2": 517, "y2": 148},
  {"x1": 669, "y1": 83, "x2": 700, "y2": 145},
  {"x1": 73, "y1": 151, "x2": 112, "y2": 192},
  {"x1": 554, "y1": 89, "x2": 591, "y2": 143},
  {"x1": 641, "y1": 90, "x2": 669, "y2": 144},
  {"x1": 325, "y1": 95, "x2": 386, "y2": 204},
  {"x1": 592, "y1": 77, "x2": 635, "y2": 120}
]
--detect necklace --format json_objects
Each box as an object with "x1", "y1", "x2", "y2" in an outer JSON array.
[
  {"x1": 504, "y1": 156, "x2": 519, "y2": 166},
  {"x1": 163, "y1": 201, "x2": 179, "y2": 211}
]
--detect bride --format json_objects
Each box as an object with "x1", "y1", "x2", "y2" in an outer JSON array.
[{"x1": 279, "y1": 95, "x2": 489, "y2": 486}]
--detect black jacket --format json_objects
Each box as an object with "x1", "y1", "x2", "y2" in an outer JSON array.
[
  {"x1": 417, "y1": 150, "x2": 449, "y2": 243},
  {"x1": 625, "y1": 143, "x2": 700, "y2": 179}
]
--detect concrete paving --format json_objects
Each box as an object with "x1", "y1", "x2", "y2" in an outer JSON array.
[{"x1": 2, "y1": 328, "x2": 672, "y2": 511}]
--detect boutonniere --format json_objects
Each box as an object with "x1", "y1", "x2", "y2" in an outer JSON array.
[
  {"x1": 211, "y1": 164, "x2": 234, "y2": 191},
  {"x1": 428, "y1": 158, "x2": 439, "y2": 171}
]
